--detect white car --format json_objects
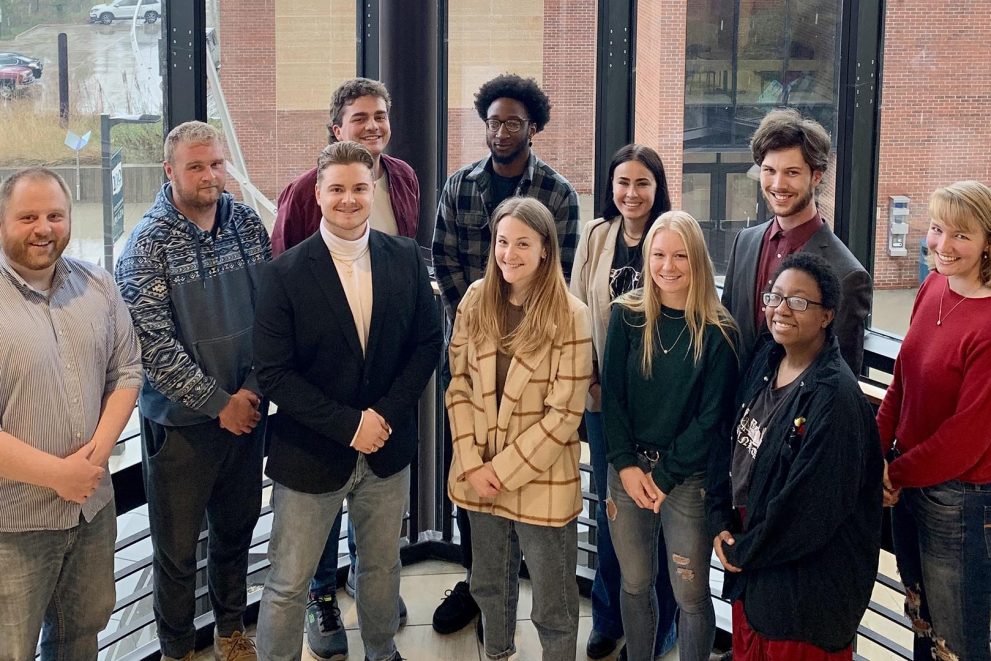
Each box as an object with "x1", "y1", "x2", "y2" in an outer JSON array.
[{"x1": 89, "y1": 0, "x2": 162, "y2": 25}]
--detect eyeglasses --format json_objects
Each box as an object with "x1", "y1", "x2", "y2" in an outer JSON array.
[
  {"x1": 762, "y1": 292, "x2": 824, "y2": 311},
  {"x1": 484, "y1": 118, "x2": 529, "y2": 134}
]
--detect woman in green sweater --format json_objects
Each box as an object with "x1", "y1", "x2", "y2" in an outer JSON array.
[{"x1": 602, "y1": 210, "x2": 738, "y2": 661}]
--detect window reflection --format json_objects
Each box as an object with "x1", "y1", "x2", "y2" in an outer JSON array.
[{"x1": 682, "y1": 0, "x2": 841, "y2": 278}]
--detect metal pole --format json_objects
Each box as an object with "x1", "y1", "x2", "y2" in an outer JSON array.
[
  {"x1": 379, "y1": 1, "x2": 439, "y2": 249},
  {"x1": 101, "y1": 114, "x2": 113, "y2": 273},
  {"x1": 58, "y1": 33, "x2": 69, "y2": 127}
]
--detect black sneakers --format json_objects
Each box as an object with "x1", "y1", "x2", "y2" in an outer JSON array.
[
  {"x1": 431, "y1": 580, "x2": 480, "y2": 634},
  {"x1": 586, "y1": 630, "x2": 619, "y2": 659}
]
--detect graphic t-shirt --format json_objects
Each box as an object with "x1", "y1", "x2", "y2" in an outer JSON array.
[
  {"x1": 732, "y1": 372, "x2": 804, "y2": 508},
  {"x1": 609, "y1": 230, "x2": 643, "y2": 299}
]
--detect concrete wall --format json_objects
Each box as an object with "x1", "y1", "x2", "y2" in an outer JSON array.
[{"x1": 0, "y1": 164, "x2": 163, "y2": 203}]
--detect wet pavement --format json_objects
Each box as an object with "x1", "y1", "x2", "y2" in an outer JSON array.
[{"x1": 0, "y1": 20, "x2": 162, "y2": 114}]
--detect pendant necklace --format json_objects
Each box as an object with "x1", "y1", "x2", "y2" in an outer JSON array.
[
  {"x1": 936, "y1": 279, "x2": 984, "y2": 326},
  {"x1": 333, "y1": 246, "x2": 369, "y2": 278},
  {"x1": 658, "y1": 320, "x2": 688, "y2": 355}
]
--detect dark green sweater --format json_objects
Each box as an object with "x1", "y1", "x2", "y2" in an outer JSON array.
[{"x1": 602, "y1": 304, "x2": 738, "y2": 494}]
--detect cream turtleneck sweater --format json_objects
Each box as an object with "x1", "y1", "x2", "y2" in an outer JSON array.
[{"x1": 320, "y1": 219, "x2": 373, "y2": 354}]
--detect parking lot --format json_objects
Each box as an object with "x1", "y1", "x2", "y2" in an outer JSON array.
[{"x1": 0, "y1": 20, "x2": 161, "y2": 114}]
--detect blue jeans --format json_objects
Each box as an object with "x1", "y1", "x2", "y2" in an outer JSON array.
[
  {"x1": 891, "y1": 480, "x2": 991, "y2": 661},
  {"x1": 143, "y1": 417, "x2": 264, "y2": 658},
  {"x1": 586, "y1": 412, "x2": 677, "y2": 655},
  {"x1": 257, "y1": 458, "x2": 409, "y2": 661},
  {"x1": 466, "y1": 510, "x2": 579, "y2": 661},
  {"x1": 0, "y1": 502, "x2": 116, "y2": 661},
  {"x1": 309, "y1": 511, "x2": 357, "y2": 595},
  {"x1": 608, "y1": 467, "x2": 715, "y2": 661}
]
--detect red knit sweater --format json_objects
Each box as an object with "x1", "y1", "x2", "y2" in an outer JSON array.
[{"x1": 877, "y1": 273, "x2": 991, "y2": 488}]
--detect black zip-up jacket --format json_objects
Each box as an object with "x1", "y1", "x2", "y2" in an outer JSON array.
[{"x1": 706, "y1": 337, "x2": 883, "y2": 652}]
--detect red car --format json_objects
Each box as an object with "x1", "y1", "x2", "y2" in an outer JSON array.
[
  {"x1": 0, "y1": 53, "x2": 43, "y2": 79},
  {"x1": 0, "y1": 64, "x2": 36, "y2": 100}
]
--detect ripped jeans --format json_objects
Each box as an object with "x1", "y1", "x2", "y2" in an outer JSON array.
[
  {"x1": 607, "y1": 466, "x2": 714, "y2": 661},
  {"x1": 891, "y1": 480, "x2": 991, "y2": 661}
]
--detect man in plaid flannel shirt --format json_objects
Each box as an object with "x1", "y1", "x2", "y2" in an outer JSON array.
[
  {"x1": 429, "y1": 73, "x2": 581, "y2": 637},
  {"x1": 432, "y1": 74, "x2": 580, "y2": 320}
]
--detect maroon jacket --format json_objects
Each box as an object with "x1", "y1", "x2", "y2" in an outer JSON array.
[{"x1": 271, "y1": 152, "x2": 420, "y2": 255}]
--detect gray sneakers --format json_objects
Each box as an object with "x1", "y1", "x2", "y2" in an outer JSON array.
[{"x1": 305, "y1": 591, "x2": 349, "y2": 661}]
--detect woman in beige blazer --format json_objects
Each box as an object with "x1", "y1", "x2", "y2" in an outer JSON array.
[{"x1": 446, "y1": 196, "x2": 593, "y2": 661}]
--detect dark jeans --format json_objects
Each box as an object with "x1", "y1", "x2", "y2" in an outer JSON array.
[
  {"x1": 142, "y1": 416, "x2": 264, "y2": 658},
  {"x1": 586, "y1": 411, "x2": 677, "y2": 654},
  {"x1": 891, "y1": 480, "x2": 991, "y2": 661}
]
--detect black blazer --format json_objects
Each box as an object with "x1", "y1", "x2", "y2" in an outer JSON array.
[
  {"x1": 254, "y1": 230, "x2": 442, "y2": 493},
  {"x1": 721, "y1": 219, "x2": 872, "y2": 374}
]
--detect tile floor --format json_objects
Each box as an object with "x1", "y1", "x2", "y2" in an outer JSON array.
[
  {"x1": 191, "y1": 558, "x2": 679, "y2": 661},
  {"x1": 188, "y1": 553, "x2": 914, "y2": 660}
]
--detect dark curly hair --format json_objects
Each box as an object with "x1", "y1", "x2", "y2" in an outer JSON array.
[
  {"x1": 772, "y1": 252, "x2": 841, "y2": 316},
  {"x1": 473, "y1": 74, "x2": 552, "y2": 132}
]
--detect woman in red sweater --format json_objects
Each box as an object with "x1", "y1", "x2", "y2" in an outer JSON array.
[{"x1": 876, "y1": 180, "x2": 991, "y2": 661}]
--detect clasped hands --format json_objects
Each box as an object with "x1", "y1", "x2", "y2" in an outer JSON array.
[
  {"x1": 618, "y1": 466, "x2": 666, "y2": 513},
  {"x1": 218, "y1": 388, "x2": 262, "y2": 435},
  {"x1": 467, "y1": 462, "x2": 502, "y2": 498},
  {"x1": 352, "y1": 409, "x2": 392, "y2": 454}
]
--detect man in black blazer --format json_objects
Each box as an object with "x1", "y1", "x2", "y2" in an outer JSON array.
[
  {"x1": 253, "y1": 141, "x2": 441, "y2": 661},
  {"x1": 722, "y1": 108, "x2": 872, "y2": 374}
]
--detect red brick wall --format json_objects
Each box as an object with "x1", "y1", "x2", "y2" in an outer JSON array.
[
  {"x1": 537, "y1": 0, "x2": 596, "y2": 195},
  {"x1": 634, "y1": 0, "x2": 687, "y2": 208},
  {"x1": 873, "y1": 0, "x2": 991, "y2": 288},
  {"x1": 219, "y1": 1, "x2": 331, "y2": 201},
  {"x1": 218, "y1": 0, "x2": 277, "y2": 198}
]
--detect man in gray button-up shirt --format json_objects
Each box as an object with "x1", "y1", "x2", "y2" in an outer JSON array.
[{"x1": 0, "y1": 168, "x2": 142, "y2": 659}]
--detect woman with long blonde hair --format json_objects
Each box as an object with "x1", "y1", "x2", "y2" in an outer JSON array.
[
  {"x1": 602, "y1": 211, "x2": 737, "y2": 661},
  {"x1": 446, "y1": 196, "x2": 593, "y2": 661}
]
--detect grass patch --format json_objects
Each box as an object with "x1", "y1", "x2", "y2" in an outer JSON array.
[
  {"x1": 0, "y1": 0, "x2": 92, "y2": 38},
  {"x1": 0, "y1": 105, "x2": 163, "y2": 166}
]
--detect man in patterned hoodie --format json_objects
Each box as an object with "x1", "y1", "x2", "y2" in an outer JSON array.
[{"x1": 116, "y1": 121, "x2": 271, "y2": 661}]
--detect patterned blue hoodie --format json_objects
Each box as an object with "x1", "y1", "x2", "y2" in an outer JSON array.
[{"x1": 116, "y1": 184, "x2": 271, "y2": 426}]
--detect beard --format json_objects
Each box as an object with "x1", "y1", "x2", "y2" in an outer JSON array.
[
  {"x1": 489, "y1": 140, "x2": 528, "y2": 166},
  {"x1": 1, "y1": 233, "x2": 69, "y2": 273},
  {"x1": 763, "y1": 183, "x2": 815, "y2": 219},
  {"x1": 172, "y1": 181, "x2": 222, "y2": 211}
]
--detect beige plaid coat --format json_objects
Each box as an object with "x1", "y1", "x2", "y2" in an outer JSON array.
[{"x1": 446, "y1": 283, "x2": 593, "y2": 527}]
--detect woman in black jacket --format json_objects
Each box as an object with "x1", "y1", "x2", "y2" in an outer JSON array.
[{"x1": 707, "y1": 253, "x2": 883, "y2": 660}]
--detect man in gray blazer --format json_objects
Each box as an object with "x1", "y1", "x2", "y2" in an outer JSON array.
[{"x1": 722, "y1": 108, "x2": 872, "y2": 373}]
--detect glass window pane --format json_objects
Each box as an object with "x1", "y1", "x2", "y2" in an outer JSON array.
[
  {"x1": 0, "y1": 0, "x2": 164, "y2": 272},
  {"x1": 213, "y1": 0, "x2": 357, "y2": 228},
  {"x1": 652, "y1": 0, "x2": 843, "y2": 281},
  {"x1": 447, "y1": 0, "x2": 597, "y2": 222},
  {"x1": 869, "y1": 4, "x2": 989, "y2": 337}
]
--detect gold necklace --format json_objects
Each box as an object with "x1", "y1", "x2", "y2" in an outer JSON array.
[
  {"x1": 658, "y1": 320, "x2": 688, "y2": 355},
  {"x1": 937, "y1": 279, "x2": 984, "y2": 326},
  {"x1": 622, "y1": 220, "x2": 643, "y2": 244},
  {"x1": 333, "y1": 247, "x2": 369, "y2": 278}
]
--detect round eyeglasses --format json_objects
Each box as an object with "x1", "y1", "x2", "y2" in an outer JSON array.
[{"x1": 484, "y1": 118, "x2": 529, "y2": 134}]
